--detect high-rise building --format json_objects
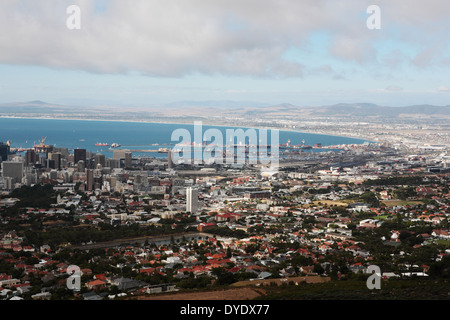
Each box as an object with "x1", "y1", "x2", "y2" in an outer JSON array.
[
  {"x1": 53, "y1": 147, "x2": 70, "y2": 159},
  {"x1": 113, "y1": 150, "x2": 126, "y2": 159},
  {"x1": 168, "y1": 150, "x2": 174, "y2": 170},
  {"x1": 46, "y1": 159, "x2": 55, "y2": 170},
  {"x1": 124, "y1": 152, "x2": 132, "y2": 168},
  {"x1": 1, "y1": 161, "x2": 24, "y2": 183},
  {"x1": 186, "y1": 187, "x2": 199, "y2": 213},
  {"x1": 86, "y1": 169, "x2": 94, "y2": 191},
  {"x1": 94, "y1": 154, "x2": 106, "y2": 168},
  {"x1": 25, "y1": 150, "x2": 38, "y2": 166},
  {"x1": 48, "y1": 152, "x2": 62, "y2": 170},
  {"x1": 0, "y1": 142, "x2": 9, "y2": 162},
  {"x1": 113, "y1": 150, "x2": 132, "y2": 168},
  {"x1": 106, "y1": 158, "x2": 120, "y2": 169},
  {"x1": 74, "y1": 149, "x2": 86, "y2": 165},
  {"x1": 109, "y1": 176, "x2": 117, "y2": 190}
]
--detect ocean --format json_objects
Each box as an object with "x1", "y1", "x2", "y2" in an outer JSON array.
[{"x1": 0, "y1": 117, "x2": 369, "y2": 158}]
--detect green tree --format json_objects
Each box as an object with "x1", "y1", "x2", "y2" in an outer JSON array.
[{"x1": 211, "y1": 267, "x2": 236, "y2": 286}]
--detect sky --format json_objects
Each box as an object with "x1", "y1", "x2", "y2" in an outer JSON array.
[{"x1": 0, "y1": 0, "x2": 449, "y2": 108}]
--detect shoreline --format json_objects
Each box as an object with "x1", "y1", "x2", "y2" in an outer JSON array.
[{"x1": 0, "y1": 115, "x2": 375, "y2": 145}]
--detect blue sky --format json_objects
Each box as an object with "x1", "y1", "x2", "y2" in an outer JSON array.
[{"x1": 0, "y1": 0, "x2": 449, "y2": 108}]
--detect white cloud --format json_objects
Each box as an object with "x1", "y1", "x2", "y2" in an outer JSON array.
[{"x1": 0, "y1": 0, "x2": 449, "y2": 78}]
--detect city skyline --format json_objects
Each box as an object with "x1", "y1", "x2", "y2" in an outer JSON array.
[{"x1": 0, "y1": 1, "x2": 450, "y2": 108}]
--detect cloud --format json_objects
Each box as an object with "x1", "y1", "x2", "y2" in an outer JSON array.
[
  {"x1": 437, "y1": 86, "x2": 450, "y2": 92},
  {"x1": 1, "y1": 0, "x2": 325, "y2": 77},
  {"x1": 0, "y1": 0, "x2": 449, "y2": 78}
]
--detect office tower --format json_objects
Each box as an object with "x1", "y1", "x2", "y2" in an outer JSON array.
[
  {"x1": 48, "y1": 152, "x2": 62, "y2": 170},
  {"x1": 113, "y1": 150, "x2": 132, "y2": 168},
  {"x1": 1, "y1": 161, "x2": 24, "y2": 183},
  {"x1": 46, "y1": 159, "x2": 55, "y2": 169},
  {"x1": 109, "y1": 176, "x2": 117, "y2": 190},
  {"x1": 74, "y1": 149, "x2": 86, "y2": 165},
  {"x1": 39, "y1": 157, "x2": 47, "y2": 168},
  {"x1": 0, "y1": 142, "x2": 9, "y2": 162},
  {"x1": 124, "y1": 152, "x2": 132, "y2": 168},
  {"x1": 94, "y1": 154, "x2": 106, "y2": 168},
  {"x1": 25, "y1": 150, "x2": 38, "y2": 166},
  {"x1": 53, "y1": 147, "x2": 70, "y2": 159},
  {"x1": 106, "y1": 158, "x2": 120, "y2": 169},
  {"x1": 113, "y1": 150, "x2": 126, "y2": 159},
  {"x1": 186, "y1": 187, "x2": 199, "y2": 213},
  {"x1": 86, "y1": 169, "x2": 94, "y2": 191},
  {"x1": 168, "y1": 150, "x2": 174, "y2": 170}
]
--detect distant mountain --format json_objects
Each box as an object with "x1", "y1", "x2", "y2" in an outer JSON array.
[
  {"x1": 1, "y1": 100, "x2": 449, "y2": 120},
  {"x1": 309, "y1": 103, "x2": 450, "y2": 117},
  {"x1": 0, "y1": 100, "x2": 137, "y2": 115},
  {"x1": 0, "y1": 100, "x2": 77, "y2": 114},
  {"x1": 27, "y1": 100, "x2": 48, "y2": 105}
]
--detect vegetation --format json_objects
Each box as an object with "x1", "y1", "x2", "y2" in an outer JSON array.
[
  {"x1": 22, "y1": 223, "x2": 187, "y2": 247},
  {"x1": 363, "y1": 176, "x2": 426, "y2": 187},
  {"x1": 255, "y1": 278, "x2": 450, "y2": 300},
  {"x1": 9, "y1": 184, "x2": 57, "y2": 208},
  {"x1": 206, "y1": 226, "x2": 248, "y2": 239}
]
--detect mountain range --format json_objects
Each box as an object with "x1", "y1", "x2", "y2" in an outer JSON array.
[{"x1": 1, "y1": 100, "x2": 449, "y2": 120}]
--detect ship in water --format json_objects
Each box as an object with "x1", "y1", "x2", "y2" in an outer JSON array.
[
  {"x1": 95, "y1": 142, "x2": 109, "y2": 147},
  {"x1": 110, "y1": 142, "x2": 121, "y2": 148},
  {"x1": 279, "y1": 139, "x2": 312, "y2": 150}
]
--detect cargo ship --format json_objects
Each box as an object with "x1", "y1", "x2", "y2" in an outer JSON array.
[{"x1": 95, "y1": 142, "x2": 109, "y2": 146}]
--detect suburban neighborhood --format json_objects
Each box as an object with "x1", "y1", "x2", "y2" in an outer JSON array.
[{"x1": 0, "y1": 140, "x2": 449, "y2": 300}]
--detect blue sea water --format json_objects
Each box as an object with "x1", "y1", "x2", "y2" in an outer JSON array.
[{"x1": 0, "y1": 118, "x2": 369, "y2": 158}]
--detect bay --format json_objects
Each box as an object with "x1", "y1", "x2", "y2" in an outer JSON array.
[{"x1": 0, "y1": 117, "x2": 369, "y2": 158}]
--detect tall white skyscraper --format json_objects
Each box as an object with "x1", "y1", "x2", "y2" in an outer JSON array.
[{"x1": 186, "y1": 187, "x2": 199, "y2": 213}]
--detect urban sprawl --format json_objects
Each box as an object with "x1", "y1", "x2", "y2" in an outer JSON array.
[{"x1": 0, "y1": 124, "x2": 449, "y2": 300}]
